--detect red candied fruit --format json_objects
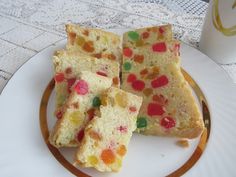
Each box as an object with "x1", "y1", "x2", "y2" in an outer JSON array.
[
  {"x1": 151, "y1": 75, "x2": 168, "y2": 88},
  {"x1": 159, "y1": 27, "x2": 165, "y2": 34},
  {"x1": 96, "y1": 71, "x2": 108, "y2": 77},
  {"x1": 152, "y1": 42, "x2": 167, "y2": 52},
  {"x1": 67, "y1": 78, "x2": 76, "y2": 93},
  {"x1": 132, "y1": 80, "x2": 145, "y2": 91},
  {"x1": 65, "y1": 67, "x2": 72, "y2": 74},
  {"x1": 87, "y1": 108, "x2": 96, "y2": 120},
  {"x1": 117, "y1": 125, "x2": 128, "y2": 133},
  {"x1": 161, "y1": 116, "x2": 176, "y2": 129},
  {"x1": 77, "y1": 129, "x2": 85, "y2": 142},
  {"x1": 74, "y1": 80, "x2": 89, "y2": 95},
  {"x1": 147, "y1": 103, "x2": 165, "y2": 116},
  {"x1": 123, "y1": 48, "x2": 133, "y2": 57},
  {"x1": 54, "y1": 73, "x2": 64, "y2": 83},
  {"x1": 56, "y1": 110, "x2": 63, "y2": 119},
  {"x1": 142, "y1": 31, "x2": 150, "y2": 39},
  {"x1": 129, "y1": 106, "x2": 137, "y2": 112},
  {"x1": 127, "y1": 73, "x2": 137, "y2": 83},
  {"x1": 152, "y1": 94, "x2": 168, "y2": 105}
]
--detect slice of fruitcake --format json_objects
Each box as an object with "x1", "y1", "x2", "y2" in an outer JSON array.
[
  {"x1": 49, "y1": 71, "x2": 113, "y2": 148},
  {"x1": 66, "y1": 24, "x2": 121, "y2": 62},
  {"x1": 123, "y1": 25, "x2": 172, "y2": 48},
  {"x1": 122, "y1": 40, "x2": 180, "y2": 74},
  {"x1": 76, "y1": 87, "x2": 143, "y2": 172},
  {"x1": 122, "y1": 64, "x2": 204, "y2": 139},
  {"x1": 53, "y1": 50, "x2": 120, "y2": 117}
]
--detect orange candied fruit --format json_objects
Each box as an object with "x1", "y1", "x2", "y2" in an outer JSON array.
[
  {"x1": 117, "y1": 145, "x2": 127, "y2": 157},
  {"x1": 89, "y1": 130, "x2": 102, "y2": 141},
  {"x1": 112, "y1": 77, "x2": 119, "y2": 86},
  {"x1": 101, "y1": 149, "x2": 116, "y2": 164}
]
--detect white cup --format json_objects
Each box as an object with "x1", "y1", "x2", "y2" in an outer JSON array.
[{"x1": 199, "y1": 0, "x2": 236, "y2": 64}]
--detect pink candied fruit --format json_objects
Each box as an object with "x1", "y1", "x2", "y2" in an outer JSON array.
[
  {"x1": 161, "y1": 116, "x2": 176, "y2": 129},
  {"x1": 74, "y1": 80, "x2": 89, "y2": 95}
]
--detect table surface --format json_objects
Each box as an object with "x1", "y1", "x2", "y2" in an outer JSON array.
[{"x1": 0, "y1": 0, "x2": 235, "y2": 93}]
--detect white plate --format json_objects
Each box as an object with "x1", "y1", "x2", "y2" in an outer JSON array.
[{"x1": 0, "y1": 29, "x2": 236, "y2": 177}]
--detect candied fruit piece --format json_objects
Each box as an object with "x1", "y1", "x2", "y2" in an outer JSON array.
[
  {"x1": 143, "y1": 88, "x2": 153, "y2": 97},
  {"x1": 151, "y1": 75, "x2": 168, "y2": 88},
  {"x1": 54, "y1": 73, "x2": 64, "y2": 83},
  {"x1": 152, "y1": 42, "x2": 167, "y2": 52},
  {"x1": 88, "y1": 155, "x2": 98, "y2": 165},
  {"x1": 92, "y1": 96, "x2": 101, "y2": 107},
  {"x1": 129, "y1": 106, "x2": 137, "y2": 112},
  {"x1": 76, "y1": 36, "x2": 85, "y2": 46},
  {"x1": 134, "y1": 54, "x2": 144, "y2": 63},
  {"x1": 123, "y1": 48, "x2": 133, "y2": 57},
  {"x1": 115, "y1": 92, "x2": 128, "y2": 108},
  {"x1": 117, "y1": 145, "x2": 127, "y2": 156},
  {"x1": 74, "y1": 80, "x2": 88, "y2": 95},
  {"x1": 101, "y1": 149, "x2": 116, "y2": 164},
  {"x1": 76, "y1": 129, "x2": 85, "y2": 142},
  {"x1": 161, "y1": 116, "x2": 176, "y2": 129},
  {"x1": 128, "y1": 31, "x2": 139, "y2": 41},
  {"x1": 147, "y1": 103, "x2": 165, "y2": 116},
  {"x1": 127, "y1": 73, "x2": 137, "y2": 83},
  {"x1": 123, "y1": 62, "x2": 132, "y2": 71},
  {"x1": 89, "y1": 131, "x2": 102, "y2": 141},
  {"x1": 137, "y1": 117, "x2": 147, "y2": 128},
  {"x1": 69, "y1": 111, "x2": 82, "y2": 125},
  {"x1": 132, "y1": 80, "x2": 145, "y2": 91}
]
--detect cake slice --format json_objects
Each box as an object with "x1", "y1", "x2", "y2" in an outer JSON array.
[
  {"x1": 122, "y1": 64, "x2": 204, "y2": 138},
  {"x1": 53, "y1": 50, "x2": 120, "y2": 116},
  {"x1": 49, "y1": 71, "x2": 112, "y2": 148},
  {"x1": 76, "y1": 87, "x2": 143, "y2": 172},
  {"x1": 122, "y1": 40, "x2": 180, "y2": 74},
  {"x1": 123, "y1": 25, "x2": 172, "y2": 48},
  {"x1": 66, "y1": 24, "x2": 121, "y2": 62}
]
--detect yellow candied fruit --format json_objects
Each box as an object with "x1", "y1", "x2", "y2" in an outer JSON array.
[
  {"x1": 143, "y1": 88, "x2": 153, "y2": 97},
  {"x1": 115, "y1": 92, "x2": 128, "y2": 108},
  {"x1": 152, "y1": 66, "x2": 160, "y2": 74},
  {"x1": 88, "y1": 155, "x2": 98, "y2": 166},
  {"x1": 136, "y1": 39, "x2": 144, "y2": 47},
  {"x1": 116, "y1": 158, "x2": 122, "y2": 168},
  {"x1": 100, "y1": 94, "x2": 108, "y2": 106},
  {"x1": 68, "y1": 111, "x2": 82, "y2": 125},
  {"x1": 76, "y1": 36, "x2": 85, "y2": 46},
  {"x1": 101, "y1": 36, "x2": 109, "y2": 44}
]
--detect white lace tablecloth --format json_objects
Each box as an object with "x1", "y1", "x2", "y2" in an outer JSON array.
[{"x1": 0, "y1": 0, "x2": 235, "y2": 93}]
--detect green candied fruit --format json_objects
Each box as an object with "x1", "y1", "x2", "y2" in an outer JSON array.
[
  {"x1": 137, "y1": 117, "x2": 147, "y2": 128},
  {"x1": 92, "y1": 96, "x2": 101, "y2": 107},
  {"x1": 128, "y1": 31, "x2": 139, "y2": 41},
  {"x1": 123, "y1": 62, "x2": 132, "y2": 71}
]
